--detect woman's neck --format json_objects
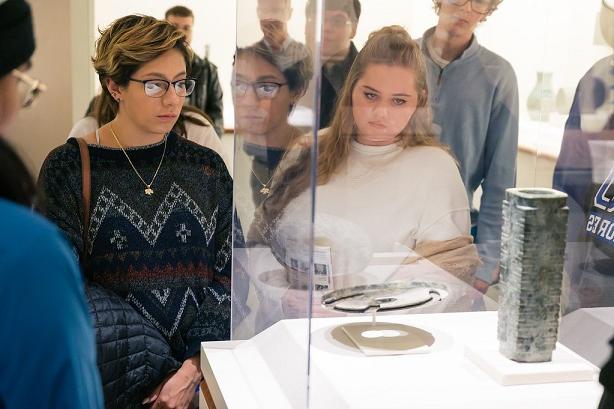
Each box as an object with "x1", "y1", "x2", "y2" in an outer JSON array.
[{"x1": 101, "y1": 116, "x2": 166, "y2": 148}]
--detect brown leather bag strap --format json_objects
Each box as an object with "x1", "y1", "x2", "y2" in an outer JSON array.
[{"x1": 76, "y1": 138, "x2": 91, "y2": 261}]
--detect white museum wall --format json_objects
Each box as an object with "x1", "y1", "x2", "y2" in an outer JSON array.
[{"x1": 7, "y1": 0, "x2": 76, "y2": 174}]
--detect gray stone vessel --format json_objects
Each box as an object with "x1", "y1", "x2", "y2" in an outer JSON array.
[{"x1": 497, "y1": 188, "x2": 568, "y2": 362}]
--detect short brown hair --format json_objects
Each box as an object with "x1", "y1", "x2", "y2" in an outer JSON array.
[
  {"x1": 305, "y1": 0, "x2": 361, "y2": 22},
  {"x1": 165, "y1": 5, "x2": 194, "y2": 20},
  {"x1": 92, "y1": 14, "x2": 193, "y2": 125}
]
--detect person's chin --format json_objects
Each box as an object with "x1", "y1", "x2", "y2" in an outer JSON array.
[
  {"x1": 237, "y1": 123, "x2": 266, "y2": 136},
  {"x1": 448, "y1": 18, "x2": 472, "y2": 33},
  {"x1": 238, "y1": 117, "x2": 267, "y2": 131},
  {"x1": 149, "y1": 124, "x2": 174, "y2": 135}
]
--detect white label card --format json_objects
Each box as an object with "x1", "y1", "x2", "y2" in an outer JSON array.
[{"x1": 313, "y1": 245, "x2": 333, "y2": 291}]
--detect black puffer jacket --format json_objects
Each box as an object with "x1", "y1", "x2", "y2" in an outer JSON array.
[
  {"x1": 85, "y1": 283, "x2": 181, "y2": 409},
  {"x1": 186, "y1": 55, "x2": 224, "y2": 136}
]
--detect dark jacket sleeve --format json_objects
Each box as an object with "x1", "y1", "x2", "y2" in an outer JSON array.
[
  {"x1": 553, "y1": 78, "x2": 592, "y2": 212},
  {"x1": 204, "y1": 61, "x2": 225, "y2": 137}
]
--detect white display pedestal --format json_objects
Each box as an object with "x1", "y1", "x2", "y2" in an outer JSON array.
[
  {"x1": 201, "y1": 311, "x2": 602, "y2": 409},
  {"x1": 465, "y1": 344, "x2": 596, "y2": 385}
]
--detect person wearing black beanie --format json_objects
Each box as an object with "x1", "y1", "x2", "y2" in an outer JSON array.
[
  {"x1": 0, "y1": 0, "x2": 36, "y2": 132},
  {"x1": 0, "y1": 1, "x2": 104, "y2": 408},
  {"x1": 0, "y1": 0, "x2": 35, "y2": 76}
]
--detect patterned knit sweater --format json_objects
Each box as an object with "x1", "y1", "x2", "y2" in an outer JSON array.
[{"x1": 37, "y1": 133, "x2": 232, "y2": 360}]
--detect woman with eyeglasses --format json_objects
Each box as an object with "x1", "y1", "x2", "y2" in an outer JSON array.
[
  {"x1": 232, "y1": 44, "x2": 312, "y2": 227},
  {"x1": 37, "y1": 15, "x2": 232, "y2": 409}
]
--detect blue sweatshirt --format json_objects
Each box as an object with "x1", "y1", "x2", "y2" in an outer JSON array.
[
  {"x1": 0, "y1": 199, "x2": 103, "y2": 409},
  {"x1": 420, "y1": 28, "x2": 519, "y2": 283},
  {"x1": 553, "y1": 55, "x2": 614, "y2": 305}
]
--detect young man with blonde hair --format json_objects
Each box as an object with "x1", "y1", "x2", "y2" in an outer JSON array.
[{"x1": 420, "y1": 0, "x2": 519, "y2": 293}]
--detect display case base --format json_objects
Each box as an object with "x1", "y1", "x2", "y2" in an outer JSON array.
[
  {"x1": 465, "y1": 344, "x2": 597, "y2": 386},
  {"x1": 201, "y1": 312, "x2": 603, "y2": 409}
]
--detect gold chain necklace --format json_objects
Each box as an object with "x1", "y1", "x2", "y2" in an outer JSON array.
[
  {"x1": 251, "y1": 168, "x2": 274, "y2": 195},
  {"x1": 109, "y1": 125, "x2": 167, "y2": 195}
]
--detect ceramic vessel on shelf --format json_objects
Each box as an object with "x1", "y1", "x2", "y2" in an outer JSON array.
[{"x1": 527, "y1": 71, "x2": 556, "y2": 121}]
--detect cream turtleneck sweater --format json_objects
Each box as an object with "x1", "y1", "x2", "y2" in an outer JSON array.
[{"x1": 285, "y1": 141, "x2": 471, "y2": 253}]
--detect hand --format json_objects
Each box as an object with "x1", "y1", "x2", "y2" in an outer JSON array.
[
  {"x1": 260, "y1": 20, "x2": 288, "y2": 51},
  {"x1": 143, "y1": 356, "x2": 202, "y2": 409},
  {"x1": 472, "y1": 277, "x2": 490, "y2": 294},
  {"x1": 472, "y1": 264, "x2": 500, "y2": 294}
]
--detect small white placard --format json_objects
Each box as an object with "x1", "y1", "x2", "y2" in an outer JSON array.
[{"x1": 313, "y1": 245, "x2": 333, "y2": 291}]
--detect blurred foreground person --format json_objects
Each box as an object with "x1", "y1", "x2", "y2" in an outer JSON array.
[{"x1": 0, "y1": 0, "x2": 103, "y2": 408}]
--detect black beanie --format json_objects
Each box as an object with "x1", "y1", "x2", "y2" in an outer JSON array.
[{"x1": 0, "y1": 0, "x2": 35, "y2": 78}]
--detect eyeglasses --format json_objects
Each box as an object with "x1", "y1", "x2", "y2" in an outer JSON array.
[
  {"x1": 232, "y1": 80, "x2": 287, "y2": 99},
  {"x1": 128, "y1": 78, "x2": 196, "y2": 98},
  {"x1": 604, "y1": 0, "x2": 614, "y2": 11},
  {"x1": 445, "y1": 0, "x2": 497, "y2": 15},
  {"x1": 11, "y1": 69, "x2": 47, "y2": 108},
  {"x1": 306, "y1": 15, "x2": 353, "y2": 28}
]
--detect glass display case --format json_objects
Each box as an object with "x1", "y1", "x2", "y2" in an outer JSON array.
[
  {"x1": 8, "y1": 0, "x2": 614, "y2": 407},
  {"x1": 198, "y1": 0, "x2": 614, "y2": 408}
]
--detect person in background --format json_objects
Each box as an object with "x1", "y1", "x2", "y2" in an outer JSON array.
[
  {"x1": 305, "y1": 0, "x2": 361, "y2": 129},
  {"x1": 419, "y1": 0, "x2": 519, "y2": 293},
  {"x1": 37, "y1": 15, "x2": 233, "y2": 409},
  {"x1": 256, "y1": 0, "x2": 310, "y2": 69},
  {"x1": 257, "y1": 0, "x2": 295, "y2": 52},
  {"x1": 0, "y1": 0, "x2": 103, "y2": 408},
  {"x1": 166, "y1": 5, "x2": 225, "y2": 137}
]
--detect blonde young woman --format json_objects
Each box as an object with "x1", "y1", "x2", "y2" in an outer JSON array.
[
  {"x1": 252, "y1": 26, "x2": 479, "y2": 292},
  {"x1": 38, "y1": 15, "x2": 233, "y2": 409}
]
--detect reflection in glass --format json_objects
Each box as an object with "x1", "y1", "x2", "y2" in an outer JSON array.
[
  {"x1": 233, "y1": 44, "x2": 313, "y2": 215},
  {"x1": 443, "y1": 0, "x2": 500, "y2": 15},
  {"x1": 424, "y1": 0, "x2": 517, "y2": 293},
  {"x1": 232, "y1": 79, "x2": 288, "y2": 100},
  {"x1": 554, "y1": 1, "x2": 614, "y2": 311},
  {"x1": 251, "y1": 26, "x2": 481, "y2": 319},
  {"x1": 305, "y1": 0, "x2": 361, "y2": 129},
  {"x1": 127, "y1": 78, "x2": 196, "y2": 98},
  {"x1": 165, "y1": 5, "x2": 225, "y2": 136}
]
